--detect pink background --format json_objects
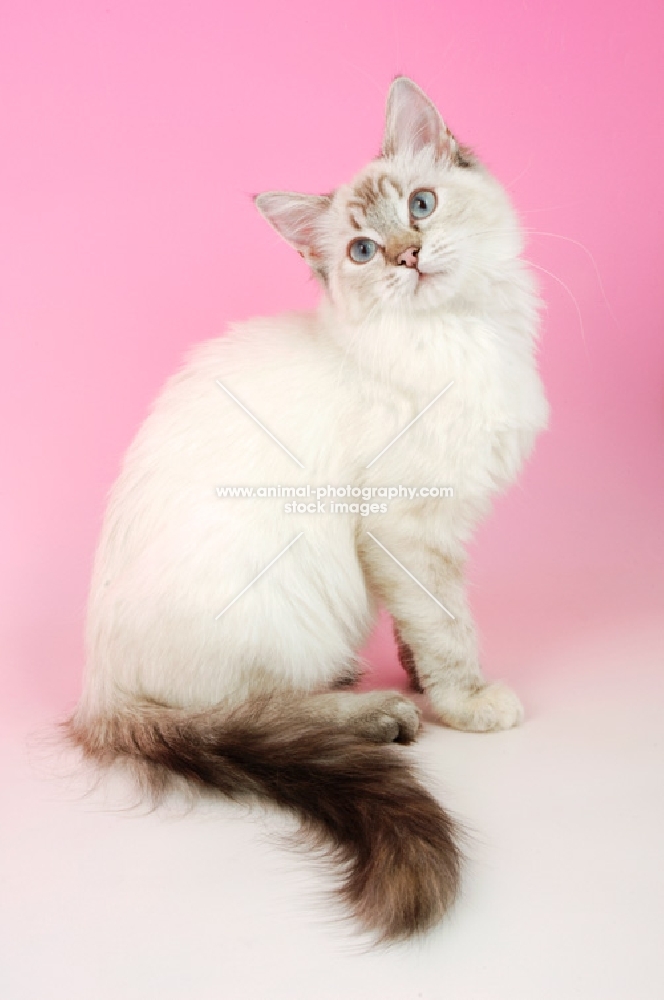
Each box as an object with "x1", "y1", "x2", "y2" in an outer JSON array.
[{"x1": 1, "y1": 0, "x2": 662, "y2": 714}]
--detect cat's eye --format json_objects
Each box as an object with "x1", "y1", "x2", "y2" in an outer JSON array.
[
  {"x1": 348, "y1": 238, "x2": 378, "y2": 264},
  {"x1": 409, "y1": 189, "x2": 437, "y2": 220}
]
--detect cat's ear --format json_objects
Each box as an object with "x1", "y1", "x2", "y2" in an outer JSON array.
[
  {"x1": 382, "y1": 77, "x2": 455, "y2": 160},
  {"x1": 254, "y1": 192, "x2": 331, "y2": 273}
]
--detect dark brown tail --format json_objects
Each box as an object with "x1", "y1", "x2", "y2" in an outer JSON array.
[{"x1": 67, "y1": 696, "x2": 462, "y2": 940}]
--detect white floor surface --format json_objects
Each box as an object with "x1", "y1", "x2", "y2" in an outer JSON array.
[{"x1": 1, "y1": 606, "x2": 663, "y2": 1000}]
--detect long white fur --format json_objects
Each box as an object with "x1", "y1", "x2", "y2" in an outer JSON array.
[{"x1": 78, "y1": 79, "x2": 548, "y2": 733}]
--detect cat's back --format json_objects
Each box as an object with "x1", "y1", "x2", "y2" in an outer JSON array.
[
  {"x1": 156, "y1": 309, "x2": 336, "y2": 423},
  {"x1": 89, "y1": 307, "x2": 355, "y2": 592},
  {"x1": 115, "y1": 309, "x2": 344, "y2": 485}
]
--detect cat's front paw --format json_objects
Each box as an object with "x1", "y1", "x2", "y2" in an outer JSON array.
[{"x1": 433, "y1": 682, "x2": 524, "y2": 733}]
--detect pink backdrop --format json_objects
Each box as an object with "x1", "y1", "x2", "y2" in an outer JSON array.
[{"x1": 2, "y1": 0, "x2": 663, "y2": 712}]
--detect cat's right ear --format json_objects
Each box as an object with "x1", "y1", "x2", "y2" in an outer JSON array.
[
  {"x1": 382, "y1": 77, "x2": 455, "y2": 160},
  {"x1": 254, "y1": 192, "x2": 331, "y2": 273}
]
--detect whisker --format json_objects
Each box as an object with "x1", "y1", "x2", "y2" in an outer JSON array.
[
  {"x1": 453, "y1": 225, "x2": 619, "y2": 332},
  {"x1": 520, "y1": 201, "x2": 585, "y2": 214},
  {"x1": 504, "y1": 154, "x2": 533, "y2": 191},
  {"x1": 524, "y1": 258, "x2": 589, "y2": 354},
  {"x1": 521, "y1": 228, "x2": 621, "y2": 334}
]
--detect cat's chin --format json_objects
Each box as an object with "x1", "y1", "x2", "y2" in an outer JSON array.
[
  {"x1": 393, "y1": 269, "x2": 446, "y2": 306},
  {"x1": 413, "y1": 287, "x2": 466, "y2": 317},
  {"x1": 411, "y1": 271, "x2": 452, "y2": 309}
]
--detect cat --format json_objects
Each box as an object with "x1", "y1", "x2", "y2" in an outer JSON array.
[{"x1": 67, "y1": 77, "x2": 548, "y2": 941}]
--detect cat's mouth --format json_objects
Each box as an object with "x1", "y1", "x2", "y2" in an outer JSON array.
[{"x1": 415, "y1": 267, "x2": 443, "y2": 286}]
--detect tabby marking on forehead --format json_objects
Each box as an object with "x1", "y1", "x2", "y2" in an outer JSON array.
[
  {"x1": 378, "y1": 174, "x2": 404, "y2": 199},
  {"x1": 354, "y1": 176, "x2": 381, "y2": 210},
  {"x1": 346, "y1": 173, "x2": 404, "y2": 230},
  {"x1": 347, "y1": 205, "x2": 363, "y2": 231}
]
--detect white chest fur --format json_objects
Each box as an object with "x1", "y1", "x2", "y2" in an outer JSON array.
[{"x1": 345, "y1": 310, "x2": 548, "y2": 510}]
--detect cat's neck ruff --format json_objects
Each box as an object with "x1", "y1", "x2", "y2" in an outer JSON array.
[{"x1": 318, "y1": 270, "x2": 539, "y2": 396}]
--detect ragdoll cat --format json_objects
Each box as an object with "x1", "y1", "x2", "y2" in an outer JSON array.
[{"x1": 68, "y1": 77, "x2": 548, "y2": 940}]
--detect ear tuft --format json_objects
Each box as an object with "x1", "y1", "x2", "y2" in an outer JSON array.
[
  {"x1": 382, "y1": 77, "x2": 455, "y2": 160},
  {"x1": 255, "y1": 191, "x2": 331, "y2": 260}
]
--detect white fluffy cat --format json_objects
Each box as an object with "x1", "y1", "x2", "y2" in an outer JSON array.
[{"x1": 69, "y1": 77, "x2": 548, "y2": 940}]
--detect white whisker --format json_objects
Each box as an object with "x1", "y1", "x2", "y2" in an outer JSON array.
[
  {"x1": 505, "y1": 154, "x2": 533, "y2": 191},
  {"x1": 454, "y1": 225, "x2": 619, "y2": 332},
  {"x1": 524, "y1": 258, "x2": 588, "y2": 353},
  {"x1": 521, "y1": 228, "x2": 621, "y2": 334}
]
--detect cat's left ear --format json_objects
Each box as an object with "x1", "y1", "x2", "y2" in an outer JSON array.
[
  {"x1": 254, "y1": 191, "x2": 331, "y2": 277},
  {"x1": 382, "y1": 77, "x2": 457, "y2": 161}
]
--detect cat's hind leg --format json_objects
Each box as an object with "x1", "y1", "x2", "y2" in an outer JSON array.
[
  {"x1": 307, "y1": 689, "x2": 421, "y2": 744},
  {"x1": 393, "y1": 624, "x2": 424, "y2": 693}
]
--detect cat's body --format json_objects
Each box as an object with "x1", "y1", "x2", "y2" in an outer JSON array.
[{"x1": 70, "y1": 78, "x2": 548, "y2": 940}]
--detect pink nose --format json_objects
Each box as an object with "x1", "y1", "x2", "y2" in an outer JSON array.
[{"x1": 396, "y1": 246, "x2": 420, "y2": 268}]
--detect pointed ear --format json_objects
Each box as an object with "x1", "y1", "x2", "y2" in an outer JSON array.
[
  {"x1": 254, "y1": 191, "x2": 331, "y2": 265},
  {"x1": 382, "y1": 77, "x2": 455, "y2": 159}
]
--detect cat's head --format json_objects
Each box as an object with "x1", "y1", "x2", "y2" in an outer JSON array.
[{"x1": 256, "y1": 77, "x2": 523, "y2": 322}]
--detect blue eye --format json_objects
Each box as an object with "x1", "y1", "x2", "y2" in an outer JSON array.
[
  {"x1": 348, "y1": 238, "x2": 377, "y2": 263},
  {"x1": 409, "y1": 189, "x2": 437, "y2": 220}
]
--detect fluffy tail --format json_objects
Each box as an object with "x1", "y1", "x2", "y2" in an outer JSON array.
[{"x1": 67, "y1": 696, "x2": 461, "y2": 940}]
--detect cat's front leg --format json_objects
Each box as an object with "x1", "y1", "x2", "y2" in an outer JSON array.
[{"x1": 360, "y1": 532, "x2": 523, "y2": 732}]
